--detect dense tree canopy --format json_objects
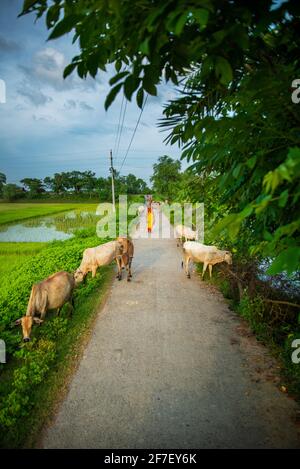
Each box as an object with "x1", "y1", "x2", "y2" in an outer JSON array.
[
  {"x1": 1, "y1": 170, "x2": 150, "y2": 201},
  {"x1": 151, "y1": 155, "x2": 182, "y2": 200}
]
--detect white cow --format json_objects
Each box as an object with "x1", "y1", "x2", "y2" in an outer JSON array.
[
  {"x1": 182, "y1": 241, "x2": 232, "y2": 279},
  {"x1": 175, "y1": 224, "x2": 198, "y2": 246},
  {"x1": 74, "y1": 240, "x2": 123, "y2": 284}
]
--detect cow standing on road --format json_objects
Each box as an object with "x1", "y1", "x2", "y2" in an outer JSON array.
[{"x1": 116, "y1": 236, "x2": 134, "y2": 281}]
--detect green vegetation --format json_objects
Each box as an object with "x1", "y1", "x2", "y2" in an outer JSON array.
[
  {"x1": 0, "y1": 230, "x2": 114, "y2": 447},
  {"x1": 0, "y1": 203, "x2": 97, "y2": 225},
  {"x1": 151, "y1": 156, "x2": 182, "y2": 201},
  {"x1": 1, "y1": 170, "x2": 150, "y2": 202},
  {"x1": 7, "y1": 0, "x2": 299, "y2": 427},
  {"x1": 0, "y1": 199, "x2": 137, "y2": 447},
  {"x1": 0, "y1": 243, "x2": 47, "y2": 279}
]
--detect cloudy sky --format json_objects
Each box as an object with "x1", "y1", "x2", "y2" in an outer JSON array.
[{"x1": 0, "y1": 0, "x2": 183, "y2": 184}]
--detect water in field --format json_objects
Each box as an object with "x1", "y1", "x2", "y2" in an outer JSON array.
[{"x1": 0, "y1": 209, "x2": 100, "y2": 242}]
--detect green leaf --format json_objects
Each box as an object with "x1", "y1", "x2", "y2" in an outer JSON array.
[
  {"x1": 63, "y1": 62, "x2": 77, "y2": 79},
  {"x1": 192, "y1": 9, "x2": 209, "y2": 29},
  {"x1": 215, "y1": 56, "x2": 233, "y2": 85},
  {"x1": 124, "y1": 75, "x2": 140, "y2": 101},
  {"x1": 240, "y1": 205, "x2": 253, "y2": 219},
  {"x1": 115, "y1": 60, "x2": 122, "y2": 73},
  {"x1": 267, "y1": 247, "x2": 300, "y2": 276},
  {"x1": 174, "y1": 12, "x2": 189, "y2": 36},
  {"x1": 201, "y1": 56, "x2": 214, "y2": 78},
  {"x1": 247, "y1": 155, "x2": 257, "y2": 169},
  {"x1": 228, "y1": 220, "x2": 242, "y2": 240},
  {"x1": 136, "y1": 88, "x2": 144, "y2": 108},
  {"x1": 143, "y1": 76, "x2": 157, "y2": 96},
  {"x1": 255, "y1": 195, "x2": 272, "y2": 214},
  {"x1": 109, "y1": 71, "x2": 129, "y2": 86},
  {"x1": 139, "y1": 37, "x2": 150, "y2": 55},
  {"x1": 278, "y1": 189, "x2": 289, "y2": 208},
  {"x1": 48, "y1": 14, "x2": 82, "y2": 40},
  {"x1": 104, "y1": 83, "x2": 123, "y2": 110},
  {"x1": 46, "y1": 4, "x2": 60, "y2": 28},
  {"x1": 232, "y1": 163, "x2": 243, "y2": 179},
  {"x1": 213, "y1": 214, "x2": 237, "y2": 233},
  {"x1": 21, "y1": 0, "x2": 38, "y2": 13}
]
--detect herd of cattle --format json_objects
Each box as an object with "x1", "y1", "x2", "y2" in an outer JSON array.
[{"x1": 15, "y1": 218, "x2": 232, "y2": 342}]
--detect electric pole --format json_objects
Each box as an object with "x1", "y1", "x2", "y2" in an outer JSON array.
[{"x1": 110, "y1": 149, "x2": 116, "y2": 212}]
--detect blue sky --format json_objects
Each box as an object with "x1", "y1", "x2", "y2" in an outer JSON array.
[{"x1": 0, "y1": 0, "x2": 182, "y2": 184}]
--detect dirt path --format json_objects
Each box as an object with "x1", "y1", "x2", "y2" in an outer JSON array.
[{"x1": 42, "y1": 209, "x2": 299, "y2": 448}]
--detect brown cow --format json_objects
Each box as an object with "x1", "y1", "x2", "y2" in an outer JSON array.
[
  {"x1": 15, "y1": 271, "x2": 75, "y2": 342},
  {"x1": 116, "y1": 236, "x2": 134, "y2": 281}
]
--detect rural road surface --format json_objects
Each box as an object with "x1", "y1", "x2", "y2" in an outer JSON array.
[{"x1": 42, "y1": 207, "x2": 299, "y2": 448}]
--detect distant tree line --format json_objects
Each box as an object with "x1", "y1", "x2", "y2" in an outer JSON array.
[{"x1": 0, "y1": 170, "x2": 150, "y2": 201}]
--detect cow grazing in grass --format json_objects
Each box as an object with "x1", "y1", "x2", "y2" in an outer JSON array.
[
  {"x1": 74, "y1": 240, "x2": 124, "y2": 284},
  {"x1": 182, "y1": 241, "x2": 232, "y2": 279},
  {"x1": 116, "y1": 236, "x2": 134, "y2": 281},
  {"x1": 15, "y1": 271, "x2": 75, "y2": 342}
]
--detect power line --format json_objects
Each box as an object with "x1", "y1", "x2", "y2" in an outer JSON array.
[
  {"x1": 113, "y1": 93, "x2": 124, "y2": 156},
  {"x1": 115, "y1": 98, "x2": 127, "y2": 158},
  {"x1": 119, "y1": 95, "x2": 148, "y2": 174}
]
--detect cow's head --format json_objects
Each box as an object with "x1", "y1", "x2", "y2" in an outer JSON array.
[
  {"x1": 15, "y1": 316, "x2": 43, "y2": 342},
  {"x1": 224, "y1": 251, "x2": 233, "y2": 265},
  {"x1": 74, "y1": 269, "x2": 85, "y2": 285},
  {"x1": 117, "y1": 237, "x2": 128, "y2": 254}
]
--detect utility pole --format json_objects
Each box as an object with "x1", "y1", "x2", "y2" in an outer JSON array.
[{"x1": 109, "y1": 149, "x2": 116, "y2": 212}]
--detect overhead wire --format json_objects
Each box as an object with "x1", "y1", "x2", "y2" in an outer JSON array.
[
  {"x1": 118, "y1": 94, "x2": 148, "y2": 173},
  {"x1": 113, "y1": 93, "x2": 125, "y2": 156}
]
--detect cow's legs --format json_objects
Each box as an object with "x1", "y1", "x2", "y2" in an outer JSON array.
[
  {"x1": 209, "y1": 264, "x2": 213, "y2": 278},
  {"x1": 183, "y1": 253, "x2": 190, "y2": 278},
  {"x1": 68, "y1": 297, "x2": 74, "y2": 317},
  {"x1": 56, "y1": 307, "x2": 61, "y2": 316},
  {"x1": 126, "y1": 264, "x2": 131, "y2": 282},
  {"x1": 91, "y1": 265, "x2": 97, "y2": 278},
  {"x1": 129, "y1": 257, "x2": 133, "y2": 278},
  {"x1": 202, "y1": 262, "x2": 208, "y2": 279},
  {"x1": 115, "y1": 257, "x2": 122, "y2": 280}
]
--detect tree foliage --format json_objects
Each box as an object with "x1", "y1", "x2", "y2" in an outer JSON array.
[{"x1": 151, "y1": 156, "x2": 182, "y2": 200}]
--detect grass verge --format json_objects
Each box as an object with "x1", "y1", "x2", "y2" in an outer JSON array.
[{"x1": 0, "y1": 203, "x2": 98, "y2": 225}]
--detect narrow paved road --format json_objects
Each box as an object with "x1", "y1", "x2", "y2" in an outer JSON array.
[{"x1": 42, "y1": 209, "x2": 299, "y2": 448}]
